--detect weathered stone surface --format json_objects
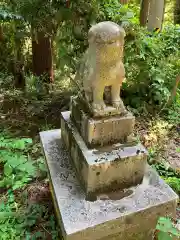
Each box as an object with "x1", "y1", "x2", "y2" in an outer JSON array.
[
  {"x1": 40, "y1": 129, "x2": 179, "y2": 240},
  {"x1": 71, "y1": 97, "x2": 135, "y2": 147},
  {"x1": 61, "y1": 111, "x2": 147, "y2": 195},
  {"x1": 70, "y1": 95, "x2": 122, "y2": 118},
  {"x1": 74, "y1": 21, "x2": 127, "y2": 116}
]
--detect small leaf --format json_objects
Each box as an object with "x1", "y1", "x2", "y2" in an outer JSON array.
[
  {"x1": 12, "y1": 181, "x2": 24, "y2": 190},
  {"x1": 176, "y1": 147, "x2": 180, "y2": 153},
  {"x1": 157, "y1": 231, "x2": 172, "y2": 240},
  {"x1": 156, "y1": 217, "x2": 173, "y2": 232},
  {"x1": 17, "y1": 162, "x2": 36, "y2": 175},
  {"x1": 22, "y1": 138, "x2": 33, "y2": 144},
  {"x1": 4, "y1": 164, "x2": 13, "y2": 176}
]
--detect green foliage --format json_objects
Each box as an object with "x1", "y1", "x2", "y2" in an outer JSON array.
[
  {"x1": 0, "y1": 191, "x2": 59, "y2": 239},
  {"x1": 56, "y1": 1, "x2": 180, "y2": 114},
  {"x1": 151, "y1": 163, "x2": 180, "y2": 194},
  {"x1": 0, "y1": 9, "x2": 23, "y2": 21},
  {"x1": 176, "y1": 147, "x2": 180, "y2": 153},
  {"x1": 164, "y1": 177, "x2": 180, "y2": 193},
  {"x1": 166, "y1": 90, "x2": 180, "y2": 125},
  {"x1": 0, "y1": 191, "x2": 25, "y2": 240},
  {"x1": 0, "y1": 131, "x2": 52, "y2": 238},
  {"x1": 123, "y1": 24, "x2": 180, "y2": 111},
  {"x1": 0, "y1": 2, "x2": 179, "y2": 239},
  {"x1": 0, "y1": 135, "x2": 32, "y2": 149},
  {"x1": 98, "y1": 0, "x2": 137, "y2": 25},
  {"x1": 0, "y1": 132, "x2": 37, "y2": 190},
  {"x1": 56, "y1": 1, "x2": 136, "y2": 68},
  {"x1": 155, "y1": 217, "x2": 180, "y2": 240}
]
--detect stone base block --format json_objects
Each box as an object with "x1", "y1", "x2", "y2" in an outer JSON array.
[
  {"x1": 71, "y1": 97, "x2": 135, "y2": 148},
  {"x1": 71, "y1": 96, "x2": 135, "y2": 147},
  {"x1": 71, "y1": 95, "x2": 125, "y2": 118},
  {"x1": 40, "y1": 129, "x2": 179, "y2": 240},
  {"x1": 61, "y1": 111, "x2": 147, "y2": 196}
]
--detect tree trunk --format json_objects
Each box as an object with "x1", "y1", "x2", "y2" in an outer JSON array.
[
  {"x1": 13, "y1": 61, "x2": 25, "y2": 90},
  {"x1": 140, "y1": 0, "x2": 150, "y2": 26},
  {"x1": 13, "y1": 23, "x2": 26, "y2": 90},
  {"x1": 120, "y1": 0, "x2": 128, "y2": 4},
  {"x1": 32, "y1": 31, "x2": 54, "y2": 89},
  {"x1": 147, "y1": 0, "x2": 165, "y2": 31},
  {"x1": 0, "y1": 25, "x2": 3, "y2": 41},
  {"x1": 174, "y1": 0, "x2": 180, "y2": 24}
]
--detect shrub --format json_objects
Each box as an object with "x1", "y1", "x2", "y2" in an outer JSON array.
[{"x1": 123, "y1": 24, "x2": 180, "y2": 112}]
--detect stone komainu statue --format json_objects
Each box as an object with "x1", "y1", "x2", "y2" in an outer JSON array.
[{"x1": 75, "y1": 21, "x2": 127, "y2": 116}]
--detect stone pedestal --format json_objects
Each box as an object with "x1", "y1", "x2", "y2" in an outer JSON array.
[
  {"x1": 61, "y1": 111, "x2": 147, "y2": 196},
  {"x1": 71, "y1": 97, "x2": 135, "y2": 148},
  {"x1": 40, "y1": 129, "x2": 179, "y2": 240}
]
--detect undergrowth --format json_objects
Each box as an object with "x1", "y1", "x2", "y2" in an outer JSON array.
[
  {"x1": 0, "y1": 190, "x2": 58, "y2": 240},
  {"x1": 0, "y1": 133, "x2": 47, "y2": 191},
  {"x1": 0, "y1": 132, "x2": 59, "y2": 239},
  {"x1": 155, "y1": 217, "x2": 180, "y2": 240},
  {"x1": 152, "y1": 163, "x2": 180, "y2": 194}
]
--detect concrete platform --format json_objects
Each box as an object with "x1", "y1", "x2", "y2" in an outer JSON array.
[
  {"x1": 71, "y1": 97, "x2": 135, "y2": 147},
  {"x1": 61, "y1": 111, "x2": 147, "y2": 196},
  {"x1": 40, "y1": 129, "x2": 179, "y2": 240}
]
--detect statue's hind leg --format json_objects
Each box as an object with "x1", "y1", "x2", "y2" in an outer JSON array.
[
  {"x1": 92, "y1": 85, "x2": 106, "y2": 112},
  {"x1": 111, "y1": 84, "x2": 126, "y2": 113}
]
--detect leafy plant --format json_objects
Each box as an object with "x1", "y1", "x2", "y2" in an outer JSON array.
[
  {"x1": 176, "y1": 147, "x2": 180, "y2": 153},
  {"x1": 166, "y1": 90, "x2": 180, "y2": 125},
  {"x1": 0, "y1": 132, "x2": 37, "y2": 190},
  {"x1": 122, "y1": 24, "x2": 180, "y2": 112},
  {"x1": 151, "y1": 163, "x2": 180, "y2": 194},
  {"x1": 56, "y1": 1, "x2": 180, "y2": 114},
  {"x1": 0, "y1": 190, "x2": 25, "y2": 239},
  {"x1": 0, "y1": 135, "x2": 32, "y2": 149},
  {"x1": 0, "y1": 8, "x2": 23, "y2": 21},
  {"x1": 98, "y1": 0, "x2": 137, "y2": 25},
  {"x1": 164, "y1": 177, "x2": 180, "y2": 194},
  {"x1": 0, "y1": 191, "x2": 59, "y2": 239},
  {"x1": 155, "y1": 217, "x2": 180, "y2": 240}
]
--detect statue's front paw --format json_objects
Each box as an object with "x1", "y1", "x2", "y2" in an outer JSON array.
[
  {"x1": 112, "y1": 101, "x2": 121, "y2": 110},
  {"x1": 112, "y1": 100, "x2": 127, "y2": 114},
  {"x1": 92, "y1": 102, "x2": 106, "y2": 112}
]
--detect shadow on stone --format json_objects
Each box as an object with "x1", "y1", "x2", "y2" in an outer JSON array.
[{"x1": 86, "y1": 189, "x2": 134, "y2": 202}]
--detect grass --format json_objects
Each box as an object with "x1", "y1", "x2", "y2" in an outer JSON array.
[
  {"x1": 0, "y1": 85, "x2": 64, "y2": 239},
  {"x1": 0, "y1": 131, "x2": 60, "y2": 239}
]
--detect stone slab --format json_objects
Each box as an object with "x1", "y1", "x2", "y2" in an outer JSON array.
[
  {"x1": 40, "y1": 129, "x2": 179, "y2": 240},
  {"x1": 61, "y1": 111, "x2": 147, "y2": 196},
  {"x1": 71, "y1": 97, "x2": 135, "y2": 147}
]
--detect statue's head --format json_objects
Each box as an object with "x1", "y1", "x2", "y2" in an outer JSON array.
[{"x1": 88, "y1": 21, "x2": 126, "y2": 61}]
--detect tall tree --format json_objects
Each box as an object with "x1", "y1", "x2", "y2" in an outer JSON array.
[
  {"x1": 32, "y1": 32, "x2": 54, "y2": 85},
  {"x1": 174, "y1": 0, "x2": 180, "y2": 24},
  {"x1": 147, "y1": 0, "x2": 165, "y2": 31},
  {"x1": 140, "y1": 0, "x2": 150, "y2": 26},
  {"x1": 1, "y1": 0, "x2": 100, "y2": 91},
  {"x1": 0, "y1": 4, "x2": 26, "y2": 89},
  {"x1": 0, "y1": 25, "x2": 3, "y2": 41},
  {"x1": 18, "y1": 0, "x2": 60, "y2": 88}
]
